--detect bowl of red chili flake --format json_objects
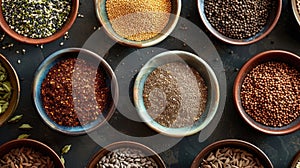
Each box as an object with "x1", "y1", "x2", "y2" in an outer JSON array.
[{"x1": 33, "y1": 48, "x2": 119, "y2": 135}]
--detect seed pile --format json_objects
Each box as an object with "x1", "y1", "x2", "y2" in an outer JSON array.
[
  {"x1": 200, "y1": 147, "x2": 264, "y2": 168},
  {"x1": 143, "y1": 62, "x2": 208, "y2": 128},
  {"x1": 297, "y1": 0, "x2": 300, "y2": 16},
  {"x1": 0, "y1": 63, "x2": 12, "y2": 115},
  {"x1": 204, "y1": 0, "x2": 272, "y2": 39},
  {"x1": 2, "y1": 0, "x2": 71, "y2": 38},
  {"x1": 0, "y1": 147, "x2": 54, "y2": 168},
  {"x1": 106, "y1": 0, "x2": 171, "y2": 41},
  {"x1": 241, "y1": 61, "x2": 300, "y2": 127},
  {"x1": 96, "y1": 147, "x2": 158, "y2": 168},
  {"x1": 41, "y1": 58, "x2": 110, "y2": 127}
]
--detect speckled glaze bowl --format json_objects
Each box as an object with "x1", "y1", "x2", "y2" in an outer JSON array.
[
  {"x1": 233, "y1": 50, "x2": 300, "y2": 135},
  {"x1": 94, "y1": 0, "x2": 181, "y2": 48},
  {"x1": 33, "y1": 48, "x2": 119, "y2": 135},
  {"x1": 0, "y1": 0, "x2": 79, "y2": 44},
  {"x1": 133, "y1": 50, "x2": 220, "y2": 137}
]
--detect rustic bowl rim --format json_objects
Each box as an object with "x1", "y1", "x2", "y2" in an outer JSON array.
[
  {"x1": 94, "y1": 0, "x2": 182, "y2": 48},
  {"x1": 233, "y1": 50, "x2": 300, "y2": 135},
  {"x1": 133, "y1": 50, "x2": 220, "y2": 137},
  {"x1": 0, "y1": 0, "x2": 79, "y2": 44},
  {"x1": 0, "y1": 53, "x2": 20, "y2": 127},
  {"x1": 87, "y1": 141, "x2": 166, "y2": 168},
  {"x1": 190, "y1": 139, "x2": 274, "y2": 168},
  {"x1": 0, "y1": 138, "x2": 64, "y2": 168},
  {"x1": 32, "y1": 47, "x2": 119, "y2": 135},
  {"x1": 197, "y1": 0, "x2": 282, "y2": 45}
]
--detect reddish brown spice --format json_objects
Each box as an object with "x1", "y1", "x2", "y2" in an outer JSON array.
[{"x1": 41, "y1": 58, "x2": 110, "y2": 127}]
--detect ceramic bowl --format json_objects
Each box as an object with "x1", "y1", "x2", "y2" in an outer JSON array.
[
  {"x1": 233, "y1": 50, "x2": 300, "y2": 135},
  {"x1": 0, "y1": 139, "x2": 64, "y2": 168},
  {"x1": 133, "y1": 50, "x2": 220, "y2": 137},
  {"x1": 290, "y1": 150, "x2": 300, "y2": 168},
  {"x1": 94, "y1": 0, "x2": 181, "y2": 48},
  {"x1": 33, "y1": 48, "x2": 119, "y2": 135},
  {"x1": 197, "y1": 0, "x2": 282, "y2": 45},
  {"x1": 0, "y1": 54, "x2": 20, "y2": 126},
  {"x1": 0, "y1": 0, "x2": 79, "y2": 44},
  {"x1": 87, "y1": 141, "x2": 166, "y2": 168},
  {"x1": 292, "y1": 0, "x2": 300, "y2": 27},
  {"x1": 191, "y1": 139, "x2": 273, "y2": 168}
]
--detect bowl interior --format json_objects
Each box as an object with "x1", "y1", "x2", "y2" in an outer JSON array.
[
  {"x1": 0, "y1": 139, "x2": 63, "y2": 168},
  {"x1": 94, "y1": 0, "x2": 181, "y2": 47},
  {"x1": 197, "y1": 0, "x2": 282, "y2": 45},
  {"x1": 0, "y1": 54, "x2": 20, "y2": 126},
  {"x1": 233, "y1": 50, "x2": 300, "y2": 134},
  {"x1": 0, "y1": 0, "x2": 79, "y2": 44},
  {"x1": 33, "y1": 48, "x2": 118, "y2": 135},
  {"x1": 134, "y1": 51, "x2": 220, "y2": 137}
]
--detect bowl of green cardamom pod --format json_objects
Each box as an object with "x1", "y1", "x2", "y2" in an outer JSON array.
[{"x1": 0, "y1": 54, "x2": 20, "y2": 126}]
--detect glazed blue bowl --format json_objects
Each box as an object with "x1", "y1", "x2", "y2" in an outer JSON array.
[{"x1": 33, "y1": 48, "x2": 119, "y2": 135}]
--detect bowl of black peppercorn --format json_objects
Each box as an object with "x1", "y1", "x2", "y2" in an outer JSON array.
[
  {"x1": 233, "y1": 50, "x2": 300, "y2": 135},
  {"x1": 198, "y1": 0, "x2": 282, "y2": 45},
  {"x1": 0, "y1": 0, "x2": 79, "y2": 44}
]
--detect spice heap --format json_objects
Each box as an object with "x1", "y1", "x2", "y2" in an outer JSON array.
[
  {"x1": 0, "y1": 63, "x2": 12, "y2": 115},
  {"x1": 241, "y1": 61, "x2": 300, "y2": 127},
  {"x1": 200, "y1": 147, "x2": 264, "y2": 168},
  {"x1": 143, "y1": 62, "x2": 208, "y2": 128},
  {"x1": 97, "y1": 147, "x2": 158, "y2": 168},
  {"x1": 105, "y1": 0, "x2": 171, "y2": 41},
  {"x1": 0, "y1": 147, "x2": 54, "y2": 168},
  {"x1": 204, "y1": 0, "x2": 272, "y2": 39},
  {"x1": 41, "y1": 58, "x2": 110, "y2": 127},
  {"x1": 2, "y1": 0, "x2": 71, "y2": 38}
]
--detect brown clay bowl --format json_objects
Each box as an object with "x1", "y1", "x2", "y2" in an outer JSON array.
[{"x1": 233, "y1": 50, "x2": 300, "y2": 135}]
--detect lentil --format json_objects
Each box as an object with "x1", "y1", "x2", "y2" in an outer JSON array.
[
  {"x1": 143, "y1": 62, "x2": 208, "y2": 128},
  {"x1": 105, "y1": 0, "x2": 171, "y2": 41},
  {"x1": 2, "y1": 0, "x2": 71, "y2": 39},
  {"x1": 41, "y1": 58, "x2": 110, "y2": 127},
  {"x1": 200, "y1": 147, "x2": 264, "y2": 168},
  {"x1": 0, "y1": 147, "x2": 54, "y2": 168},
  {"x1": 204, "y1": 0, "x2": 272, "y2": 39},
  {"x1": 0, "y1": 63, "x2": 12, "y2": 115},
  {"x1": 241, "y1": 61, "x2": 300, "y2": 127},
  {"x1": 96, "y1": 147, "x2": 159, "y2": 168}
]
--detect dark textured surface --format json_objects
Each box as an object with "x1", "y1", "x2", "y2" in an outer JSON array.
[{"x1": 0, "y1": 0, "x2": 299, "y2": 168}]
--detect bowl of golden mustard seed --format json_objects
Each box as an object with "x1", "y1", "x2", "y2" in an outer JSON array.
[
  {"x1": 33, "y1": 48, "x2": 119, "y2": 135},
  {"x1": 233, "y1": 50, "x2": 300, "y2": 135},
  {"x1": 94, "y1": 0, "x2": 181, "y2": 48},
  {"x1": 133, "y1": 50, "x2": 220, "y2": 137},
  {"x1": 0, "y1": 0, "x2": 79, "y2": 44},
  {"x1": 198, "y1": 0, "x2": 282, "y2": 45}
]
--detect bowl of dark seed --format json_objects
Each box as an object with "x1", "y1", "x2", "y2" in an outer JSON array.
[
  {"x1": 33, "y1": 48, "x2": 119, "y2": 135},
  {"x1": 87, "y1": 141, "x2": 166, "y2": 168},
  {"x1": 0, "y1": 0, "x2": 79, "y2": 44},
  {"x1": 0, "y1": 53, "x2": 20, "y2": 127},
  {"x1": 133, "y1": 50, "x2": 220, "y2": 137},
  {"x1": 233, "y1": 50, "x2": 300, "y2": 135},
  {"x1": 94, "y1": 0, "x2": 181, "y2": 48},
  {"x1": 197, "y1": 0, "x2": 282, "y2": 45},
  {"x1": 191, "y1": 139, "x2": 273, "y2": 168},
  {"x1": 0, "y1": 138, "x2": 64, "y2": 168}
]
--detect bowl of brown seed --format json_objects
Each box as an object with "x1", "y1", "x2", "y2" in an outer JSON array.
[
  {"x1": 197, "y1": 0, "x2": 282, "y2": 45},
  {"x1": 33, "y1": 48, "x2": 119, "y2": 135},
  {"x1": 0, "y1": 138, "x2": 64, "y2": 168},
  {"x1": 233, "y1": 50, "x2": 300, "y2": 135},
  {"x1": 191, "y1": 139, "x2": 273, "y2": 168},
  {"x1": 133, "y1": 50, "x2": 220, "y2": 137},
  {"x1": 0, "y1": 0, "x2": 79, "y2": 44},
  {"x1": 94, "y1": 0, "x2": 181, "y2": 48},
  {"x1": 0, "y1": 53, "x2": 20, "y2": 127},
  {"x1": 87, "y1": 141, "x2": 166, "y2": 168}
]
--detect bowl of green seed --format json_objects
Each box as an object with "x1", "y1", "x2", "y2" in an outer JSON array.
[
  {"x1": 0, "y1": 0, "x2": 79, "y2": 44},
  {"x1": 0, "y1": 53, "x2": 20, "y2": 127},
  {"x1": 197, "y1": 0, "x2": 282, "y2": 45},
  {"x1": 94, "y1": 0, "x2": 181, "y2": 48}
]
